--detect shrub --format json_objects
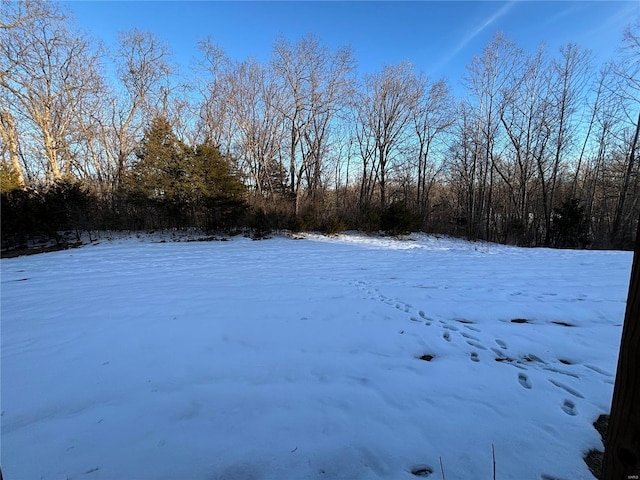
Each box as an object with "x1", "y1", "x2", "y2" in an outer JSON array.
[
  {"x1": 322, "y1": 216, "x2": 348, "y2": 235},
  {"x1": 1, "y1": 179, "x2": 95, "y2": 251},
  {"x1": 381, "y1": 202, "x2": 420, "y2": 235}
]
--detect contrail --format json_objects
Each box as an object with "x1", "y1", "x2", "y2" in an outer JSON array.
[{"x1": 434, "y1": 1, "x2": 516, "y2": 73}]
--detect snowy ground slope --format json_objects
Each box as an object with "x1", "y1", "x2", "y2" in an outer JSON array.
[{"x1": 0, "y1": 233, "x2": 632, "y2": 480}]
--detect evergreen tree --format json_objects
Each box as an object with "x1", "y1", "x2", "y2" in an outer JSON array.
[
  {"x1": 192, "y1": 144, "x2": 247, "y2": 229},
  {"x1": 126, "y1": 116, "x2": 192, "y2": 205},
  {"x1": 123, "y1": 116, "x2": 246, "y2": 229},
  {"x1": 550, "y1": 197, "x2": 590, "y2": 248},
  {"x1": 0, "y1": 161, "x2": 24, "y2": 194}
]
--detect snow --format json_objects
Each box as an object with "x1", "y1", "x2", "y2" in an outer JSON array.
[{"x1": 0, "y1": 232, "x2": 632, "y2": 480}]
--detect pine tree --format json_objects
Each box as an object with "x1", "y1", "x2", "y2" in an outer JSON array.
[
  {"x1": 123, "y1": 116, "x2": 246, "y2": 229},
  {"x1": 126, "y1": 116, "x2": 191, "y2": 205},
  {"x1": 192, "y1": 144, "x2": 247, "y2": 229}
]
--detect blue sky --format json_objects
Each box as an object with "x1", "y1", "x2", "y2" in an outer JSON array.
[{"x1": 65, "y1": 1, "x2": 638, "y2": 89}]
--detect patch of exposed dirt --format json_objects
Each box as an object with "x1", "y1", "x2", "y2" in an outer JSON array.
[{"x1": 583, "y1": 414, "x2": 608, "y2": 479}]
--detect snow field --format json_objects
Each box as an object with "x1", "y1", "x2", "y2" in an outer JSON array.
[{"x1": 0, "y1": 233, "x2": 632, "y2": 479}]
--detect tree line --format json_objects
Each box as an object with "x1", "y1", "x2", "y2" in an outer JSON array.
[{"x1": 1, "y1": 0, "x2": 638, "y2": 249}]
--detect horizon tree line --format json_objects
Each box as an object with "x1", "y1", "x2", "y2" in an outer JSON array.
[{"x1": 1, "y1": 0, "x2": 638, "y2": 248}]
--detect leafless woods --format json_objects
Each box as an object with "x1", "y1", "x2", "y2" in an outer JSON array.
[{"x1": 1, "y1": 1, "x2": 638, "y2": 247}]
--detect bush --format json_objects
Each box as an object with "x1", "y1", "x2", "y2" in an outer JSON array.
[
  {"x1": 550, "y1": 197, "x2": 590, "y2": 248},
  {"x1": 322, "y1": 215, "x2": 348, "y2": 235},
  {"x1": 0, "y1": 162, "x2": 23, "y2": 194},
  {"x1": 381, "y1": 202, "x2": 420, "y2": 235},
  {"x1": 357, "y1": 205, "x2": 382, "y2": 232},
  {"x1": 203, "y1": 195, "x2": 247, "y2": 231},
  {"x1": 288, "y1": 210, "x2": 316, "y2": 233},
  {"x1": 1, "y1": 179, "x2": 95, "y2": 251}
]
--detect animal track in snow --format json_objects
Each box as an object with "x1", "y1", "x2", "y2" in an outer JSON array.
[
  {"x1": 561, "y1": 399, "x2": 577, "y2": 416},
  {"x1": 466, "y1": 340, "x2": 487, "y2": 351},
  {"x1": 463, "y1": 324, "x2": 481, "y2": 332},
  {"x1": 495, "y1": 339, "x2": 508, "y2": 349},
  {"x1": 442, "y1": 331, "x2": 451, "y2": 342},
  {"x1": 470, "y1": 352, "x2": 480, "y2": 362},
  {"x1": 518, "y1": 373, "x2": 532, "y2": 389},
  {"x1": 494, "y1": 356, "x2": 528, "y2": 370},
  {"x1": 541, "y1": 366, "x2": 579, "y2": 379},
  {"x1": 395, "y1": 303, "x2": 410, "y2": 312},
  {"x1": 522, "y1": 353, "x2": 545, "y2": 364},
  {"x1": 460, "y1": 332, "x2": 480, "y2": 341},
  {"x1": 584, "y1": 364, "x2": 613, "y2": 378},
  {"x1": 490, "y1": 347, "x2": 505, "y2": 357},
  {"x1": 548, "y1": 379, "x2": 584, "y2": 398},
  {"x1": 550, "y1": 321, "x2": 575, "y2": 327}
]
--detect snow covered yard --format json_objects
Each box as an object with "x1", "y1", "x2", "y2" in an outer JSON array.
[{"x1": 0, "y1": 233, "x2": 632, "y2": 480}]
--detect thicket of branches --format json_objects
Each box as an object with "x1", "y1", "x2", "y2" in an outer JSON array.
[{"x1": 1, "y1": 1, "x2": 638, "y2": 250}]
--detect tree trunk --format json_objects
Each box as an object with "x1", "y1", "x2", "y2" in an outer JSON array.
[
  {"x1": 611, "y1": 111, "x2": 640, "y2": 248},
  {"x1": 602, "y1": 219, "x2": 640, "y2": 479},
  {"x1": 43, "y1": 129, "x2": 62, "y2": 181},
  {"x1": 0, "y1": 107, "x2": 25, "y2": 186}
]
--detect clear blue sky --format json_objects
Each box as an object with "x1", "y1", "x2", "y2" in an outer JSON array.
[{"x1": 65, "y1": 1, "x2": 638, "y2": 90}]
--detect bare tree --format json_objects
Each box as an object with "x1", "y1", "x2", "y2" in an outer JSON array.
[
  {"x1": 225, "y1": 58, "x2": 287, "y2": 208},
  {"x1": 463, "y1": 33, "x2": 521, "y2": 240},
  {"x1": 497, "y1": 45, "x2": 551, "y2": 243},
  {"x1": 413, "y1": 76, "x2": 454, "y2": 222},
  {"x1": 448, "y1": 100, "x2": 483, "y2": 237},
  {"x1": 538, "y1": 43, "x2": 590, "y2": 244},
  {"x1": 192, "y1": 38, "x2": 230, "y2": 149},
  {"x1": 0, "y1": 0, "x2": 52, "y2": 30},
  {"x1": 0, "y1": 0, "x2": 101, "y2": 181},
  {"x1": 0, "y1": 0, "x2": 50, "y2": 185},
  {"x1": 271, "y1": 34, "x2": 355, "y2": 215},
  {"x1": 610, "y1": 19, "x2": 640, "y2": 247},
  {"x1": 355, "y1": 61, "x2": 420, "y2": 210},
  {"x1": 110, "y1": 29, "x2": 172, "y2": 188},
  {"x1": 577, "y1": 65, "x2": 624, "y2": 242},
  {"x1": 571, "y1": 63, "x2": 613, "y2": 199}
]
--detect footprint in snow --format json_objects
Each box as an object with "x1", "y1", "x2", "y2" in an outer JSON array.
[
  {"x1": 410, "y1": 465, "x2": 433, "y2": 477},
  {"x1": 470, "y1": 352, "x2": 480, "y2": 362},
  {"x1": 442, "y1": 331, "x2": 451, "y2": 342},
  {"x1": 561, "y1": 399, "x2": 577, "y2": 416},
  {"x1": 518, "y1": 373, "x2": 532, "y2": 389}
]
